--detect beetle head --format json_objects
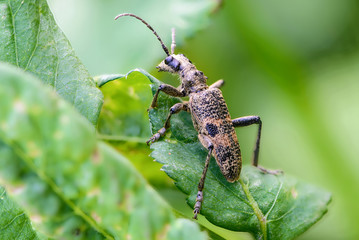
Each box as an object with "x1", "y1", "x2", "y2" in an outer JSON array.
[
  {"x1": 157, "y1": 54, "x2": 188, "y2": 73},
  {"x1": 157, "y1": 54, "x2": 208, "y2": 94}
]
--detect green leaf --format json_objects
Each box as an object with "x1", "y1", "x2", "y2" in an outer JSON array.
[
  {"x1": 0, "y1": 0, "x2": 103, "y2": 125},
  {"x1": 95, "y1": 70, "x2": 153, "y2": 140},
  {"x1": 0, "y1": 186, "x2": 41, "y2": 240},
  {"x1": 0, "y1": 63, "x2": 207, "y2": 239},
  {"x1": 137, "y1": 70, "x2": 332, "y2": 240}
]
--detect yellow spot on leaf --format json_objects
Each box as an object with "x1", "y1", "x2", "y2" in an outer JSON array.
[
  {"x1": 27, "y1": 141, "x2": 42, "y2": 158},
  {"x1": 291, "y1": 187, "x2": 298, "y2": 199},
  {"x1": 91, "y1": 212, "x2": 102, "y2": 223},
  {"x1": 1, "y1": 122, "x2": 7, "y2": 130},
  {"x1": 14, "y1": 99, "x2": 26, "y2": 113},
  {"x1": 11, "y1": 184, "x2": 25, "y2": 196},
  {"x1": 91, "y1": 148, "x2": 102, "y2": 164},
  {"x1": 30, "y1": 105, "x2": 42, "y2": 115},
  {"x1": 31, "y1": 214, "x2": 43, "y2": 224},
  {"x1": 60, "y1": 115, "x2": 70, "y2": 125},
  {"x1": 88, "y1": 187, "x2": 101, "y2": 197}
]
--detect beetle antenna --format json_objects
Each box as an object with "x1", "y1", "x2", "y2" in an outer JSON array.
[
  {"x1": 171, "y1": 28, "x2": 176, "y2": 55},
  {"x1": 115, "y1": 13, "x2": 170, "y2": 56}
]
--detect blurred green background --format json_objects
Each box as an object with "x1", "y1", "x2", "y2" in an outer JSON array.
[{"x1": 48, "y1": 0, "x2": 359, "y2": 239}]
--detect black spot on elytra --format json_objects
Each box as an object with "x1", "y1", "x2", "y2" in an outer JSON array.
[{"x1": 206, "y1": 123, "x2": 219, "y2": 137}]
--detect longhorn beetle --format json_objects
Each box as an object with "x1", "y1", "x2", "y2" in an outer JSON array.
[{"x1": 115, "y1": 13, "x2": 274, "y2": 219}]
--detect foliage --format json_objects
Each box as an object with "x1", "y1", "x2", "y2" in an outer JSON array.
[
  {"x1": 0, "y1": 62, "x2": 209, "y2": 239},
  {"x1": 137, "y1": 70, "x2": 331, "y2": 240},
  {"x1": 0, "y1": 0, "x2": 345, "y2": 239},
  {"x1": 0, "y1": 0, "x2": 216, "y2": 239}
]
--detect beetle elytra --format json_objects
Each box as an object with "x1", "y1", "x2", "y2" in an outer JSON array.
[{"x1": 115, "y1": 13, "x2": 274, "y2": 219}]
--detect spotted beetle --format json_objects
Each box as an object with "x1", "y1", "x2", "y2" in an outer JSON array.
[{"x1": 115, "y1": 13, "x2": 273, "y2": 219}]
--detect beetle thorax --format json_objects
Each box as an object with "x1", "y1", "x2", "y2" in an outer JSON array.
[{"x1": 157, "y1": 54, "x2": 208, "y2": 94}]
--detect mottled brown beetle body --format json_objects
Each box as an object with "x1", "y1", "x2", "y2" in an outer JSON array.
[
  {"x1": 116, "y1": 13, "x2": 267, "y2": 219},
  {"x1": 190, "y1": 88, "x2": 241, "y2": 182},
  {"x1": 157, "y1": 54, "x2": 241, "y2": 182},
  {"x1": 152, "y1": 53, "x2": 262, "y2": 219}
]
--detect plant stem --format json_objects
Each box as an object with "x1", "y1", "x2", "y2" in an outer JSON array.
[{"x1": 240, "y1": 178, "x2": 267, "y2": 240}]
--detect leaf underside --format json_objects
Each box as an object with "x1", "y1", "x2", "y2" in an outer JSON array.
[{"x1": 129, "y1": 70, "x2": 333, "y2": 240}]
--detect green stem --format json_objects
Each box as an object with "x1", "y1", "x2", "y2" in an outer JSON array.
[{"x1": 240, "y1": 179, "x2": 267, "y2": 240}]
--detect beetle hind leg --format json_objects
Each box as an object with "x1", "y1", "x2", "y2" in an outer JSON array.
[
  {"x1": 232, "y1": 116, "x2": 282, "y2": 174},
  {"x1": 232, "y1": 116, "x2": 262, "y2": 166}
]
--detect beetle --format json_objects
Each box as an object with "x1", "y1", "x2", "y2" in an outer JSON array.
[{"x1": 115, "y1": 13, "x2": 273, "y2": 219}]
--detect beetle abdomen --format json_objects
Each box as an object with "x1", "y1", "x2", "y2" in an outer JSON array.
[{"x1": 190, "y1": 88, "x2": 241, "y2": 182}]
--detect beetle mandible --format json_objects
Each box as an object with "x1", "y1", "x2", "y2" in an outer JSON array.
[{"x1": 115, "y1": 13, "x2": 272, "y2": 219}]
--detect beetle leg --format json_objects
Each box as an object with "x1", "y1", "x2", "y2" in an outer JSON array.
[
  {"x1": 232, "y1": 116, "x2": 282, "y2": 174},
  {"x1": 150, "y1": 84, "x2": 185, "y2": 108},
  {"x1": 147, "y1": 102, "x2": 189, "y2": 145},
  {"x1": 209, "y1": 79, "x2": 224, "y2": 89},
  {"x1": 232, "y1": 116, "x2": 262, "y2": 167},
  {"x1": 193, "y1": 135, "x2": 213, "y2": 219}
]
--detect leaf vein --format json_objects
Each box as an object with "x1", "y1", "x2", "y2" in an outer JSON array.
[
  {"x1": 3, "y1": 140, "x2": 114, "y2": 240},
  {"x1": 267, "y1": 206, "x2": 295, "y2": 223},
  {"x1": 12, "y1": 0, "x2": 24, "y2": 17},
  {"x1": 0, "y1": 212, "x2": 25, "y2": 230},
  {"x1": 265, "y1": 179, "x2": 283, "y2": 219},
  {"x1": 51, "y1": 18, "x2": 60, "y2": 89},
  {"x1": 24, "y1": 3, "x2": 41, "y2": 71},
  {"x1": 8, "y1": 0, "x2": 19, "y2": 66},
  {"x1": 240, "y1": 178, "x2": 267, "y2": 240},
  {"x1": 14, "y1": 215, "x2": 26, "y2": 240}
]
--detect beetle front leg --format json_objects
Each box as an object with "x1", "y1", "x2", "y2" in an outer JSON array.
[
  {"x1": 151, "y1": 84, "x2": 185, "y2": 108},
  {"x1": 147, "y1": 102, "x2": 189, "y2": 145}
]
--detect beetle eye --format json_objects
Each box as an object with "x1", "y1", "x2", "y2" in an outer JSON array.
[
  {"x1": 164, "y1": 56, "x2": 173, "y2": 64},
  {"x1": 164, "y1": 56, "x2": 181, "y2": 71}
]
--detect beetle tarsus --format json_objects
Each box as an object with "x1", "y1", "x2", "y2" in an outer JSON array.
[
  {"x1": 193, "y1": 191, "x2": 203, "y2": 219},
  {"x1": 146, "y1": 132, "x2": 162, "y2": 145},
  {"x1": 256, "y1": 165, "x2": 283, "y2": 175}
]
